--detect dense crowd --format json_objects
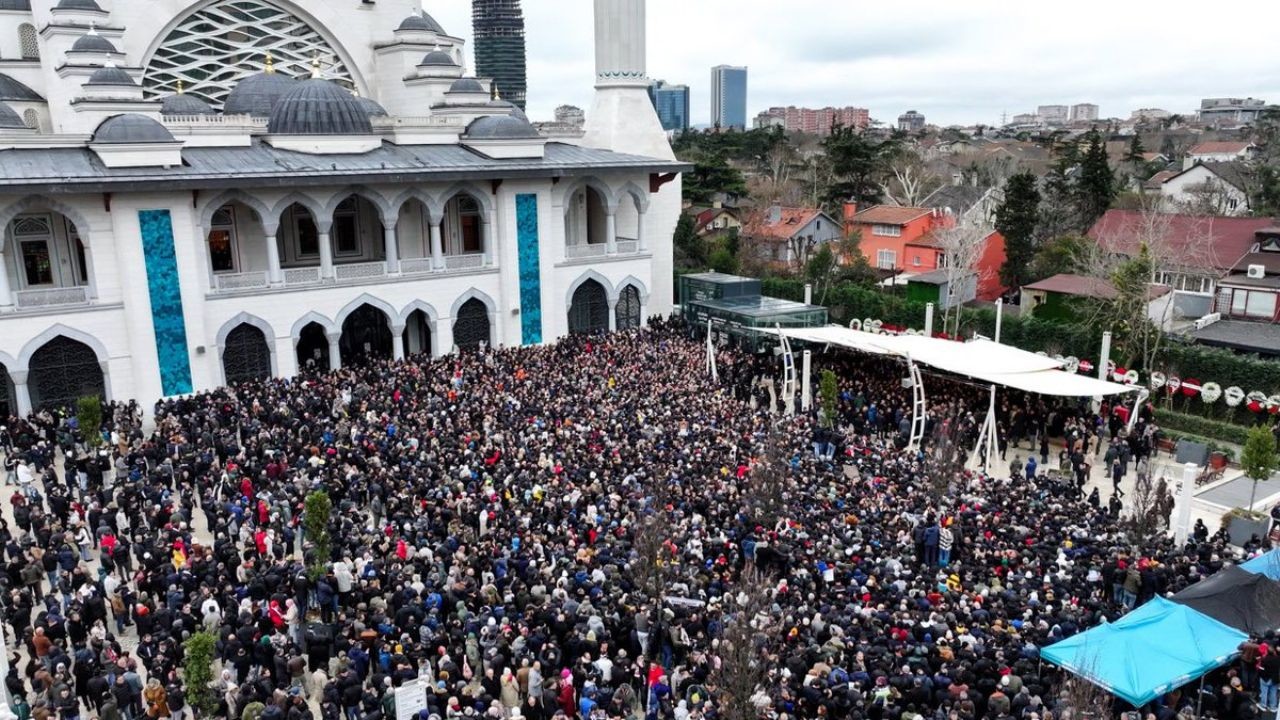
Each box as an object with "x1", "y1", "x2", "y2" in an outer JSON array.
[{"x1": 0, "y1": 320, "x2": 1271, "y2": 720}]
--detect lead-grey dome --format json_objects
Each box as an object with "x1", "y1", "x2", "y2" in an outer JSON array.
[
  {"x1": 86, "y1": 66, "x2": 135, "y2": 86},
  {"x1": 0, "y1": 73, "x2": 42, "y2": 102},
  {"x1": 355, "y1": 96, "x2": 387, "y2": 117},
  {"x1": 0, "y1": 102, "x2": 25, "y2": 130},
  {"x1": 398, "y1": 12, "x2": 445, "y2": 34},
  {"x1": 0, "y1": 0, "x2": 31, "y2": 10},
  {"x1": 267, "y1": 79, "x2": 373, "y2": 135},
  {"x1": 488, "y1": 99, "x2": 528, "y2": 122},
  {"x1": 224, "y1": 70, "x2": 298, "y2": 116},
  {"x1": 161, "y1": 93, "x2": 215, "y2": 116},
  {"x1": 464, "y1": 114, "x2": 540, "y2": 140},
  {"x1": 448, "y1": 78, "x2": 486, "y2": 94},
  {"x1": 71, "y1": 33, "x2": 118, "y2": 53},
  {"x1": 419, "y1": 51, "x2": 458, "y2": 67},
  {"x1": 92, "y1": 114, "x2": 174, "y2": 144},
  {"x1": 56, "y1": 0, "x2": 102, "y2": 9}
]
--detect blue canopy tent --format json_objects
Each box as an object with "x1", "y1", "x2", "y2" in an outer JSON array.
[
  {"x1": 1241, "y1": 549, "x2": 1280, "y2": 580},
  {"x1": 1041, "y1": 597, "x2": 1246, "y2": 707}
]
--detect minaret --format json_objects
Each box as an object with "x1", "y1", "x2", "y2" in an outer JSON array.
[
  {"x1": 582, "y1": 0, "x2": 680, "y2": 317},
  {"x1": 581, "y1": 0, "x2": 674, "y2": 162}
]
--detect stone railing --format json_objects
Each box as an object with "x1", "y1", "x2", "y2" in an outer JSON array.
[
  {"x1": 334, "y1": 261, "x2": 387, "y2": 282},
  {"x1": 616, "y1": 239, "x2": 640, "y2": 254},
  {"x1": 443, "y1": 253, "x2": 485, "y2": 271},
  {"x1": 213, "y1": 271, "x2": 269, "y2": 292},
  {"x1": 400, "y1": 257, "x2": 435, "y2": 275},
  {"x1": 283, "y1": 267, "x2": 321, "y2": 287},
  {"x1": 565, "y1": 243, "x2": 608, "y2": 260},
  {"x1": 14, "y1": 285, "x2": 89, "y2": 309}
]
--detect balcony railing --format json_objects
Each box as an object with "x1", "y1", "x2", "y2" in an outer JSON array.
[
  {"x1": 283, "y1": 267, "x2": 321, "y2": 287},
  {"x1": 616, "y1": 239, "x2": 640, "y2": 254},
  {"x1": 566, "y1": 243, "x2": 608, "y2": 259},
  {"x1": 444, "y1": 253, "x2": 486, "y2": 271},
  {"x1": 14, "y1": 286, "x2": 89, "y2": 309},
  {"x1": 213, "y1": 271, "x2": 269, "y2": 292},
  {"x1": 334, "y1": 261, "x2": 387, "y2": 282},
  {"x1": 400, "y1": 257, "x2": 435, "y2": 275}
]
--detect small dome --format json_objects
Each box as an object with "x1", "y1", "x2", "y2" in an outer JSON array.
[
  {"x1": 355, "y1": 96, "x2": 387, "y2": 117},
  {"x1": 488, "y1": 99, "x2": 528, "y2": 122},
  {"x1": 86, "y1": 66, "x2": 135, "y2": 86},
  {"x1": 448, "y1": 78, "x2": 486, "y2": 95},
  {"x1": 71, "y1": 33, "x2": 118, "y2": 54},
  {"x1": 224, "y1": 69, "x2": 298, "y2": 116},
  {"x1": 419, "y1": 51, "x2": 458, "y2": 67},
  {"x1": 0, "y1": 102, "x2": 26, "y2": 130},
  {"x1": 161, "y1": 93, "x2": 215, "y2": 116},
  {"x1": 56, "y1": 0, "x2": 102, "y2": 9},
  {"x1": 398, "y1": 12, "x2": 445, "y2": 34},
  {"x1": 268, "y1": 78, "x2": 373, "y2": 135},
  {"x1": 464, "y1": 114, "x2": 540, "y2": 140},
  {"x1": 0, "y1": 0, "x2": 32, "y2": 10},
  {"x1": 92, "y1": 114, "x2": 175, "y2": 144}
]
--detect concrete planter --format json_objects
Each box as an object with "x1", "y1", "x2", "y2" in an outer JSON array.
[{"x1": 1225, "y1": 511, "x2": 1271, "y2": 546}]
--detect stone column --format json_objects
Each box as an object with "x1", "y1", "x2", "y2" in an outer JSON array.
[
  {"x1": 318, "y1": 231, "x2": 334, "y2": 280},
  {"x1": 81, "y1": 245, "x2": 98, "y2": 299},
  {"x1": 429, "y1": 222, "x2": 445, "y2": 271},
  {"x1": 326, "y1": 332, "x2": 341, "y2": 371},
  {"x1": 0, "y1": 250, "x2": 11, "y2": 308},
  {"x1": 483, "y1": 210, "x2": 496, "y2": 266},
  {"x1": 636, "y1": 208, "x2": 646, "y2": 252},
  {"x1": 10, "y1": 371, "x2": 30, "y2": 417},
  {"x1": 265, "y1": 233, "x2": 283, "y2": 285},
  {"x1": 384, "y1": 228, "x2": 400, "y2": 275},
  {"x1": 392, "y1": 324, "x2": 406, "y2": 361},
  {"x1": 605, "y1": 211, "x2": 618, "y2": 255}
]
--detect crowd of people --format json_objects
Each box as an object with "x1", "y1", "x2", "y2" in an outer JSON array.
[{"x1": 0, "y1": 318, "x2": 1270, "y2": 720}]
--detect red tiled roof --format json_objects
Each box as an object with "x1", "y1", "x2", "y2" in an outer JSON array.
[
  {"x1": 1189, "y1": 141, "x2": 1251, "y2": 155},
  {"x1": 905, "y1": 231, "x2": 943, "y2": 249},
  {"x1": 1143, "y1": 170, "x2": 1178, "y2": 189},
  {"x1": 1088, "y1": 209, "x2": 1276, "y2": 272},
  {"x1": 695, "y1": 207, "x2": 733, "y2": 227},
  {"x1": 850, "y1": 205, "x2": 932, "y2": 226},
  {"x1": 742, "y1": 207, "x2": 824, "y2": 241},
  {"x1": 1024, "y1": 273, "x2": 1171, "y2": 301}
]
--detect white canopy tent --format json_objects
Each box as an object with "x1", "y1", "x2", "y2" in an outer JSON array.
[{"x1": 778, "y1": 325, "x2": 1142, "y2": 472}]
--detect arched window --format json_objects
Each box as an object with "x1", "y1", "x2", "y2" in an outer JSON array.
[
  {"x1": 222, "y1": 324, "x2": 272, "y2": 385},
  {"x1": 569, "y1": 280, "x2": 609, "y2": 334},
  {"x1": 616, "y1": 285, "x2": 642, "y2": 330},
  {"x1": 17, "y1": 24, "x2": 38, "y2": 60},
  {"x1": 21, "y1": 109, "x2": 38, "y2": 131},
  {"x1": 29, "y1": 336, "x2": 104, "y2": 411},
  {"x1": 453, "y1": 298, "x2": 490, "y2": 351},
  {"x1": 339, "y1": 304, "x2": 392, "y2": 366}
]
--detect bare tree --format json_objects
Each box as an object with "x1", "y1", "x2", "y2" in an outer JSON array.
[
  {"x1": 1175, "y1": 178, "x2": 1246, "y2": 216},
  {"x1": 710, "y1": 568, "x2": 781, "y2": 720},
  {"x1": 880, "y1": 150, "x2": 943, "y2": 207},
  {"x1": 935, "y1": 218, "x2": 995, "y2": 337},
  {"x1": 747, "y1": 423, "x2": 792, "y2": 528},
  {"x1": 1125, "y1": 468, "x2": 1174, "y2": 548}
]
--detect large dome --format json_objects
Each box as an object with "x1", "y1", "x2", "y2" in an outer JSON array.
[
  {"x1": 464, "y1": 114, "x2": 540, "y2": 140},
  {"x1": 224, "y1": 70, "x2": 299, "y2": 117},
  {"x1": 56, "y1": 0, "x2": 102, "y2": 8},
  {"x1": 354, "y1": 96, "x2": 388, "y2": 118},
  {"x1": 268, "y1": 79, "x2": 373, "y2": 135},
  {"x1": 488, "y1": 99, "x2": 528, "y2": 122},
  {"x1": 0, "y1": 102, "x2": 25, "y2": 130},
  {"x1": 92, "y1": 114, "x2": 175, "y2": 144},
  {"x1": 161, "y1": 93, "x2": 215, "y2": 116},
  {"x1": 71, "y1": 32, "x2": 117, "y2": 54},
  {"x1": 398, "y1": 12, "x2": 445, "y2": 34}
]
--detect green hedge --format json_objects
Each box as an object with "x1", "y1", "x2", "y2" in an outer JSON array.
[
  {"x1": 1154, "y1": 409, "x2": 1255, "y2": 446},
  {"x1": 1159, "y1": 343, "x2": 1280, "y2": 395}
]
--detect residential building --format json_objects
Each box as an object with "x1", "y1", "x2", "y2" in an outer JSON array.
[
  {"x1": 1198, "y1": 229, "x2": 1280, "y2": 354},
  {"x1": 1131, "y1": 108, "x2": 1171, "y2": 122},
  {"x1": 1161, "y1": 162, "x2": 1251, "y2": 216},
  {"x1": 648, "y1": 80, "x2": 690, "y2": 132},
  {"x1": 842, "y1": 204, "x2": 945, "y2": 271},
  {"x1": 1009, "y1": 113, "x2": 1039, "y2": 126},
  {"x1": 710, "y1": 65, "x2": 748, "y2": 130},
  {"x1": 1021, "y1": 274, "x2": 1173, "y2": 328},
  {"x1": 756, "y1": 106, "x2": 870, "y2": 135},
  {"x1": 473, "y1": 0, "x2": 528, "y2": 110},
  {"x1": 752, "y1": 111, "x2": 784, "y2": 130},
  {"x1": 898, "y1": 110, "x2": 926, "y2": 133},
  {"x1": 741, "y1": 206, "x2": 842, "y2": 267},
  {"x1": 1185, "y1": 141, "x2": 1256, "y2": 166},
  {"x1": 922, "y1": 183, "x2": 1004, "y2": 227},
  {"x1": 0, "y1": 0, "x2": 685, "y2": 415},
  {"x1": 1037, "y1": 105, "x2": 1069, "y2": 125},
  {"x1": 1069, "y1": 103, "x2": 1099, "y2": 122},
  {"x1": 906, "y1": 270, "x2": 977, "y2": 311},
  {"x1": 1089, "y1": 210, "x2": 1276, "y2": 319},
  {"x1": 1198, "y1": 98, "x2": 1266, "y2": 127},
  {"x1": 554, "y1": 105, "x2": 586, "y2": 127},
  {"x1": 686, "y1": 204, "x2": 741, "y2": 239}
]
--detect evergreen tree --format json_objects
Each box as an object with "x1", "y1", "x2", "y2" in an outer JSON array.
[
  {"x1": 995, "y1": 172, "x2": 1041, "y2": 288},
  {"x1": 1124, "y1": 135, "x2": 1146, "y2": 164},
  {"x1": 1076, "y1": 128, "x2": 1116, "y2": 228},
  {"x1": 821, "y1": 125, "x2": 898, "y2": 211}
]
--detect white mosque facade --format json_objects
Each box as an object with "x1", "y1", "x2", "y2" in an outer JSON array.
[{"x1": 0, "y1": 0, "x2": 684, "y2": 415}]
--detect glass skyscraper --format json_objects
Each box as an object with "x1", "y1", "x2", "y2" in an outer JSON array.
[
  {"x1": 472, "y1": 0, "x2": 528, "y2": 110},
  {"x1": 648, "y1": 80, "x2": 690, "y2": 132},
  {"x1": 711, "y1": 65, "x2": 747, "y2": 130}
]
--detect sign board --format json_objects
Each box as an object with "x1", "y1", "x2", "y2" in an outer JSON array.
[{"x1": 395, "y1": 679, "x2": 428, "y2": 720}]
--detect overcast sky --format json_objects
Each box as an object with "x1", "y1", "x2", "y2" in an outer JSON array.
[{"x1": 424, "y1": 0, "x2": 1280, "y2": 128}]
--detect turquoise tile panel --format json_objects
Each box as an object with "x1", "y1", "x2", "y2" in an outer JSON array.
[
  {"x1": 138, "y1": 209, "x2": 193, "y2": 396},
  {"x1": 516, "y1": 193, "x2": 542, "y2": 345}
]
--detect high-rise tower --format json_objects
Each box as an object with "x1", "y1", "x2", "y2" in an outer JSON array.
[{"x1": 472, "y1": 0, "x2": 528, "y2": 110}]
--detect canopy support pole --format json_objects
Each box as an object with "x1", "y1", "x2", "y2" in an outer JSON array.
[
  {"x1": 1126, "y1": 388, "x2": 1149, "y2": 435},
  {"x1": 924, "y1": 303, "x2": 935, "y2": 337},
  {"x1": 801, "y1": 350, "x2": 813, "y2": 412},
  {"x1": 1094, "y1": 330, "x2": 1112, "y2": 413},
  {"x1": 908, "y1": 356, "x2": 927, "y2": 450},
  {"x1": 995, "y1": 298, "x2": 1004, "y2": 343},
  {"x1": 705, "y1": 319, "x2": 718, "y2": 381},
  {"x1": 1175, "y1": 462, "x2": 1197, "y2": 546},
  {"x1": 778, "y1": 324, "x2": 796, "y2": 417},
  {"x1": 969, "y1": 385, "x2": 998, "y2": 475}
]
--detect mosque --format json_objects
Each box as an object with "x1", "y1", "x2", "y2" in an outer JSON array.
[{"x1": 0, "y1": 0, "x2": 683, "y2": 415}]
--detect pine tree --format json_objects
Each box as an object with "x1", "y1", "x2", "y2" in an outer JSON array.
[
  {"x1": 1076, "y1": 128, "x2": 1116, "y2": 229},
  {"x1": 1124, "y1": 135, "x2": 1146, "y2": 164},
  {"x1": 995, "y1": 172, "x2": 1042, "y2": 288}
]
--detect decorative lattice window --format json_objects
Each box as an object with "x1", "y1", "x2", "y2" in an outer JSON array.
[
  {"x1": 21, "y1": 109, "x2": 38, "y2": 131},
  {"x1": 222, "y1": 324, "x2": 272, "y2": 385},
  {"x1": 11, "y1": 215, "x2": 51, "y2": 237},
  {"x1": 616, "y1": 285, "x2": 642, "y2": 330},
  {"x1": 453, "y1": 299, "x2": 491, "y2": 350},
  {"x1": 29, "y1": 336, "x2": 104, "y2": 412},
  {"x1": 17, "y1": 24, "x2": 38, "y2": 60},
  {"x1": 143, "y1": 0, "x2": 354, "y2": 110},
  {"x1": 568, "y1": 280, "x2": 609, "y2": 334}
]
